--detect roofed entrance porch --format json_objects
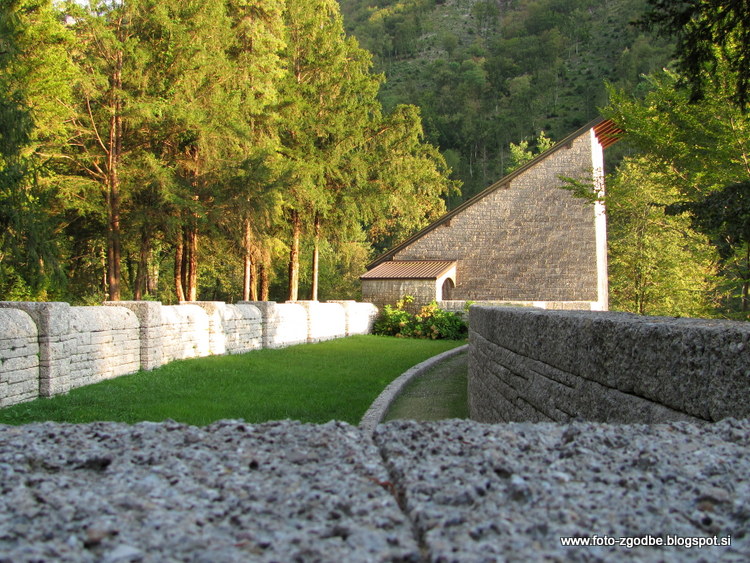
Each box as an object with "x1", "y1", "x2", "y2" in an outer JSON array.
[{"x1": 360, "y1": 260, "x2": 457, "y2": 311}]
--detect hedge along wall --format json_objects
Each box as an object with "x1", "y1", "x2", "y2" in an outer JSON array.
[
  {"x1": 0, "y1": 300, "x2": 378, "y2": 408},
  {"x1": 468, "y1": 306, "x2": 750, "y2": 424}
]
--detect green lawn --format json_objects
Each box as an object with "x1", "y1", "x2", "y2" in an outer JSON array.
[
  {"x1": 0, "y1": 335, "x2": 463, "y2": 426},
  {"x1": 384, "y1": 350, "x2": 469, "y2": 422}
]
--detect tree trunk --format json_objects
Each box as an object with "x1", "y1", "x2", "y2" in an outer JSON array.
[
  {"x1": 174, "y1": 232, "x2": 186, "y2": 302},
  {"x1": 134, "y1": 227, "x2": 150, "y2": 300},
  {"x1": 260, "y1": 262, "x2": 269, "y2": 301},
  {"x1": 287, "y1": 209, "x2": 301, "y2": 301},
  {"x1": 242, "y1": 217, "x2": 258, "y2": 301},
  {"x1": 310, "y1": 211, "x2": 320, "y2": 300},
  {"x1": 105, "y1": 51, "x2": 123, "y2": 301},
  {"x1": 260, "y1": 248, "x2": 270, "y2": 301},
  {"x1": 186, "y1": 225, "x2": 198, "y2": 301}
]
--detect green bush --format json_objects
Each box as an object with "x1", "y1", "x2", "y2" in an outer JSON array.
[{"x1": 373, "y1": 296, "x2": 468, "y2": 340}]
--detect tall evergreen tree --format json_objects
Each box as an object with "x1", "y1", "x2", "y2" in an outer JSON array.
[
  {"x1": 223, "y1": 0, "x2": 286, "y2": 302},
  {"x1": 606, "y1": 68, "x2": 750, "y2": 315},
  {"x1": 279, "y1": 0, "x2": 382, "y2": 300},
  {"x1": 639, "y1": 0, "x2": 750, "y2": 109},
  {"x1": 63, "y1": 0, "x2": 144, "y2": 301},
  {"x1": 0, "y1": 0, "x2": 76, "y2": 299}
]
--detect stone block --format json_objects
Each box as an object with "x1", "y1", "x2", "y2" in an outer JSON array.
[
  {"x1": 0, "y1": 307, "x2": 40, "y2": 407},
  {"x1": 469, "y1": 307, "x2": 750, "y2": 423},
  {"x1": 240, "y1": 301, "x2": 308, "y2": 349},
  {"x1": 327, "y1": 301, "x2": 378, "y2": 336}
]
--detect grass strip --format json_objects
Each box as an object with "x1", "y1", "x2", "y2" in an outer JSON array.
[
  {"x1": 383, "y1": 351, "x2": 469, "y2": 422},
  {"x1": 0, "y1": 335, "x2": 463, "y2": 426}
]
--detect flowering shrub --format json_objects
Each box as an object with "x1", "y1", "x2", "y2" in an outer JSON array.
[{"x1": 373, "y1": 296, "x2": 467, "y2": 340}]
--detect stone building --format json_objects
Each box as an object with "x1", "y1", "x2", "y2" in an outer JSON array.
[{"x1": 361, "y1": 117, "x2": 620, "y2": 311}]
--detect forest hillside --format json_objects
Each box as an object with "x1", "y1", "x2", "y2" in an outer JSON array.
[{"x1": 339, "y1": 0, "x2": 672, "y2": 201}]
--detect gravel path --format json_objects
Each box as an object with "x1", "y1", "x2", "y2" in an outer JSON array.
[{"x1": 2, "y1": 418, "x2": 749, "y2": 562}]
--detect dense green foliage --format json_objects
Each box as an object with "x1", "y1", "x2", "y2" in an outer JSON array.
[
  {"x1": 0, "y1": 0, "x2": 457, "y2": 303},
  {"x1": 605, "y1": 156, "x2": 718, "y2": 316},
  {"x1": 639, "y1": 0, "x2": 750, "y2": 109},
  {"x1": 0, "y1": 335, "x2": 463, "y2": 426},
  {"x1": 339, "y1": 0, "x2": 673, "y2": 203},
  {"x1": 373, "y1": 295, "x2": 468, "y2": 339},
  {"x1": 3, "y1": 0, "x2": 748, "y2": 321},
  {"x1": 605, "y1": 68, "x2": 750, "y2": 316}
]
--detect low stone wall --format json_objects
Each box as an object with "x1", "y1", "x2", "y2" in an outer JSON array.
[
  {"x1": 469, "y1": 306, "x2": 750, "y2": 423},
  {"x1": 161, "y1": 304, "x2": 211, "y2": 363},
  {"x1": 330, "y1": 301, "x2": 378, "y2": 336},
  {"x1": 0, "y1": 303, "x2": 140, "y2": 399},
  {"x1": 0, "y1": 300, "x2": 378, "y2": 407},
  {"x1": 67, "y1": 306, "x2": 140, "y2": 394},
  {"x1": 241, "y1": 301, "x2": 309, "y2": 349},
  {"x1": 290, "y1": 301, "x2": 347, "y2": 343},
  {"x1": 0, "y1": 309, "x2": 39, "y2": 407},
  {"x1": 438, "y1": 300, "x2": 601, "y2": 317}
]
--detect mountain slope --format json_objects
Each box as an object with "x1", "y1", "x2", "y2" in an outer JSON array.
[{"x1": 339, "y1": 0, "x2": 673, "y2": 202}]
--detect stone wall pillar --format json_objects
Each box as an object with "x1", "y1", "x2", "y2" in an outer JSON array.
[
  {"x1": 0, "y1": 308, "x2": 40, "y2": 406},
  {"x1": 105, "y1": 301, "x2": 164, "y2": 370},
  {"x1": 0, "y1": 302, "x2": 75, "y2": 396}
]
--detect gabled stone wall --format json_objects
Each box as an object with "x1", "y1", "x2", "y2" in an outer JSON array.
[
  {"x1": 384, "y1": 127, "x2": 607, "y2": 310},
  {"x1": 0, "y1": 300, "x2": 378, "y2": 408}
]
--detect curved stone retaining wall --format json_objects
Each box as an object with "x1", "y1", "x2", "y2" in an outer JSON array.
[
  {"x1": 0, "y1": 300, "x2": 378, "y2": 407},
  {"x1": 469, "y1": 306, "x2": 750, "y2": 423}
]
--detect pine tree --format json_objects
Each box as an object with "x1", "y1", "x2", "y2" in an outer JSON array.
[
  {"x1": 0, "y1": 0, "x2": 76, "y2": 299},
  {"x1": 279, "y1": 0, "x2": 382, "y2": 300},
  {"x1": 63, "y1": 0, "x2": 144, "y2": 301},
  {"x1": 223, "y1": 0, "x2": 286, "y2": 302},
  {"x1": 606, "y1": 68, "x2": 750, "y2": 315}
]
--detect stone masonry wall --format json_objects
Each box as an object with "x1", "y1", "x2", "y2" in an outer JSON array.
[
  {"x1": 160, "y1": 305, "x2": 211, "y2": 363},
  {"x1": 469, "y1": 306, "x2": 750, "y2": 423},
  {"x1": 327, "y1": 301, "x2": 378, "y2": 336},
  {"x1": 0, "y1": 309, "x2": 39, "y2": 407},
  {"x1": 394, "y1": 131, "x2": 602, "y2": 304},
  {"x1": 66, "y1": 306, "x2": 140, "y2": 393},
  {"x1": 289, "y1": 301, "x2": 347, "y2": 343},
  {"x1": 240, "y1": 301, "x2": 309, "y2": 349},
  {"x1": 0, "y1": 300, "x2": 378, "y2": 408},
  {"x1": 361, "y1": 279, "x2": 439, "y2": 311}
]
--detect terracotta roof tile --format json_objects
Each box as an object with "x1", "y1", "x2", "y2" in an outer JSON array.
[{"x1": 360, "y1": 260, "x2": 456, "y2": 280}]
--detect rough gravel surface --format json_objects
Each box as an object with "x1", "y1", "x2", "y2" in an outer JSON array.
[
  {"x1": 0, "y1": 419, "x2": 418, "y2": 563},
  {"x1": 374, "y1": 418, "x2": 750, "y2": 562},
  {"x1": 2, "y1": 418, "x2": 749, "y2": 562}
]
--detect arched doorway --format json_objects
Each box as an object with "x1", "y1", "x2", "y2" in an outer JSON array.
[{"x1": 441, "y1": 277, "x2": 455, "y2": 300}]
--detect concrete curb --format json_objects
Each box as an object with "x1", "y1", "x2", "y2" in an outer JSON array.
[{"x1": 359, "y1": 344, "x2": 468, "y2": 433}]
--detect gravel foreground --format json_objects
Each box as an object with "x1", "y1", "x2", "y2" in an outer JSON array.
[{"x1": 1, "y1": 418, "x2": 749, "y2": 562}]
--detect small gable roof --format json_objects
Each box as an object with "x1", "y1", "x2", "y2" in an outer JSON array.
[
  {"x1": 360, "y1": 260, "x2": 456, "y2": 280},
  {"x1": 366, "y1": 117, "x2": 620, "y2": 270}
]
